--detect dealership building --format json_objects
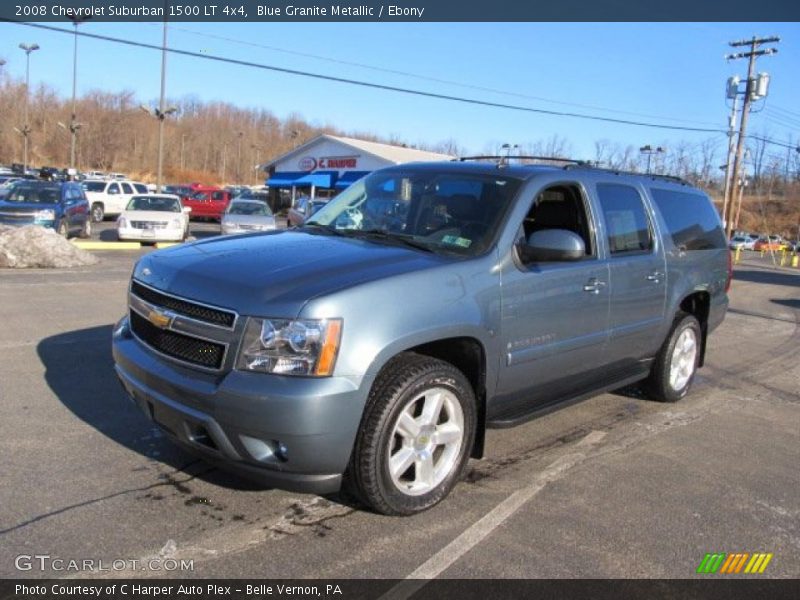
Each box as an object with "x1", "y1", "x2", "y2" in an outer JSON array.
[{"x1": 261, "y1": 134, "x2": 453, "y2": 206}]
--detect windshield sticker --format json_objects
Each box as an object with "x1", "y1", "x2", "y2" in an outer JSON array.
[{"x1": 441, "y1": 235, "x2": 472, "y2": 248}]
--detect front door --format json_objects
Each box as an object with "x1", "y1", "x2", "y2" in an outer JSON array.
[{"x1": 493, "y1": 182, "x2": 610, "y2": 422}]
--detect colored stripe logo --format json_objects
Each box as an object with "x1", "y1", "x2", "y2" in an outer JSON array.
[{"x1": 696, "y1": 552, "x2": 773, "y2": 574}]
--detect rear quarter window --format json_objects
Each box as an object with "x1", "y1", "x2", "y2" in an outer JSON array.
[{"x1": 649, "y1": 188, "x2": 726, "y2": 250}]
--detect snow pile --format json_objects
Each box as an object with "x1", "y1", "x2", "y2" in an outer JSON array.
[{"x1": 0, "y1": 224, "x2": 99, "y2": 268}]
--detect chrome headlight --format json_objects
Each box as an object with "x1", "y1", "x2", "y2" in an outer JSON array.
[
  {"x1": 118, "y1": 217, "x2": 128, "y2": 228},
  {"x1": 236, "y1": 318, "x2": 342, "y2": 376},
  {"x1": 170, "y1": 218, "x2": 182, "y2": 228},
  {"x1": 34, "y1": 209, "x2": 56, "y2": 220}
]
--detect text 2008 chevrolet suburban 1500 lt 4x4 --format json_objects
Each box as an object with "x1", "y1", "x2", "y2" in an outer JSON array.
[{"x1": 112, "y1": 160, "x2": 730, "y2": 515}]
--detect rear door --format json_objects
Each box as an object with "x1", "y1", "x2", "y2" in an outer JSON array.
[
  {"x1": 595, "y1": 182, "x2": 667, "y2": 363},
  {"x1": 209, "y1": 191, "x2": 228, "y2": 219},
  {"x1": 105, "y1": 182, "x2": 126, "y2": 214}
]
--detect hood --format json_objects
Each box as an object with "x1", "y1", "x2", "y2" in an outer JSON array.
[
  {"x1": 133, "y1": 230, "x2": 447, "y2": 317},
  {"x1": 0, "y1": 200, "x2": 58, "y2": 213},
  {"x1": 121, "y1": 210, "x2": 183, "y2": 222}
]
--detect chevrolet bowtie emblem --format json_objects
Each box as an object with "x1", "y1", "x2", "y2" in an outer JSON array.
[{"x1": 147, "y1": 308, "x2": 173, "y2": 329}]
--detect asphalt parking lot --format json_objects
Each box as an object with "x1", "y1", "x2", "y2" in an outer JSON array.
[{"x1": 0, "y1": 249, "x2": 797, "y2": 580}]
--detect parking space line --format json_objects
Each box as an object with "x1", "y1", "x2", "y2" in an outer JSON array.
[{"x1": 380, "y1": 431, "x2": 607, "y2": 600}]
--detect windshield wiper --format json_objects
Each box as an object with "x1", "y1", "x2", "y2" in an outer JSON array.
[
  {"x1": 348, "y1": 229, "x2": 434, "y2": 253},
  {"x1": 300, "y1": 222, "x2": 346, "y2": 236}
]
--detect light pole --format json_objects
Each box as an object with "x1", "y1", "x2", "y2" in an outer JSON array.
[
  {"x1": 65, "y1": 15, "x2": 90, "y2": 172},
  {"x1": 639, "y1": 145, "x2": 664, "y2": 174},
  {"x1": 140, "y1": 20, "x2": 173, "y2": 192},
  {"x1": 251, "y1": 144, "x2": 262, "y2": 185},
  {"x1": 180, "y1": 133, "x2": 187, "y2": 171},
  {"x1": 236, "y1": 131, "x2": 243, "y2": 182},
  {"x1": 19, "y1": 43, "x2": 40, "y2": 174}
]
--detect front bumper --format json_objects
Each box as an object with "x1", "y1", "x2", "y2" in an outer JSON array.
[
  {"x1": 112, "y1": 317, "x2": 365, "y2": 494},
  {"x1": 118, "y1": 227, "x2": 184, "y2": 242}
]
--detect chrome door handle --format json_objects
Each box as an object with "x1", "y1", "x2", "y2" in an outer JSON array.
[
  {"x1": 583, "y1": 278, "x2": 606, "y2": 294},
  {"x1": 646, "y1": 272, "x2": 663, "y2": 282}
]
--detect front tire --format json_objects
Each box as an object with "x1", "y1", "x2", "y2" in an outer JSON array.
[
  {"x1": 57, "y1": 220, "x2": 69, "y2": 239},
  {"x1": 79, "y1": 217, "x2": 91, "y2": 239},
  {"x1": 646, "y1": 312, "x2": 701, "y2": 402},
  {"x1": 348, "y1": 353, "x2": 476, "y2": 515},
  {"x1": 91, "y1": 203, "x2": 104, "y2": 223}
]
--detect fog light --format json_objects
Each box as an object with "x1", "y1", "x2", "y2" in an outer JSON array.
[{"x1": 276, "y1": 442, "x2": 289, "y2": 462}]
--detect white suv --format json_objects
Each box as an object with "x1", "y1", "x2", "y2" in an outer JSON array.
[{"x1": 83, "y1": 179, "x2": 139, "y2": 222}]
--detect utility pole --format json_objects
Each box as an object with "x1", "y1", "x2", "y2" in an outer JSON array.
[
  {"x1": 720, "y1": 78, "x2": 740, "y2": 227},
  {"x1": 724, "y1": 35, "x2": 779, "y2": 239}
]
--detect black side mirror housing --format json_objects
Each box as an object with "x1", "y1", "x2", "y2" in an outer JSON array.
[{"x1": 518, "y1": 229, "x2": 586, "y2": 263}]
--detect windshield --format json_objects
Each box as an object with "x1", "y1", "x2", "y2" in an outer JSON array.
[
  {"x1": 82, "y1": 181, "x2": 107, "y2": 192},
  {"x1": 126, "y1": 195, "x2": 181, "y2": 212},
  {"x1": 227, "y1": 201, "x2": 272, "y2": 216},
  {"x1": 6, "y1": 184, "x2": 61, "y2": 204},
  {"x1": 305, "y1": 169, "x2": 521, "y2": 256}
]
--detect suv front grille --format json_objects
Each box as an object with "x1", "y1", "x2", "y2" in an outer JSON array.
[
  {"x1": 129, "y1": 310, "x2": 225, "y2": 369},
  {"x1": 131, "y1": 281, "x2": 236, "y2": 328}
]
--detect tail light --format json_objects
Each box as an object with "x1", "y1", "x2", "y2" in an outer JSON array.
[{"x1": 725, "y1": 249, "x2": 733, "y2": 293}]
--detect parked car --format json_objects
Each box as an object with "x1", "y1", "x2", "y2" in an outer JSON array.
[
  {"x1": 82, "y1": 179, "x2": 140, "y2": 222},
  {"x1": 0, "y1": 180, "x2": 90, "y2": 238},
  {"x1": 117, "y1": 194, "x2": 190, "y2": 243},
  {"x1": 287, "y1": 196, "x2": 328, "y2": 227},
  {"x1": 221, "y1": 199, "x2": 276, "y2": 235},
  {"x1": 729, "y1": 235, "x2": 755, "y2": 250},
  {"x1": 182, "y1": 187, "x2": 231, "y2": 221},
  {"x1": 113, "y1": 160, "x2": 730, "y2": 515},
  {"x1": 753, "y1": 235, "x2": 787, "y2": 252}
]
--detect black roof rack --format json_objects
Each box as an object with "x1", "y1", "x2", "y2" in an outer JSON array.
[
  {"x1": 457, "y1": 155, "x2": 587, "y2": 166},
  {"x1": 562, "y1": 163, "x2": 690, "y2": 186}
]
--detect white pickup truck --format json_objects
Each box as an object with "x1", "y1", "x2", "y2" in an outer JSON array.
[{"x1": 83, "y1": 179, "x2": 149, "y2": 222}]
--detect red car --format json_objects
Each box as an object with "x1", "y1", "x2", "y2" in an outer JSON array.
[
  {"x1": 753, "y1": 236, "x2": 788, "y2": 252},
  {"x1": 181, "y1": 187, "x2": 231, "y2": 221}
]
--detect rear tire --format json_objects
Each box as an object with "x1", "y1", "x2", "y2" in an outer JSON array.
[
  {"x1": 347, "y1": 353, "x2": 476, "y2": 516},
  {"x1": 645, "y1": 312, "x2": 701, "y2": 402}
]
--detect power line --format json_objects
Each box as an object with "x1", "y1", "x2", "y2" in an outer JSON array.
[
  {"x1": 163, "y1": 23, "x2": 723, "y2": 129},
  {"x1": 769, "y1": 104, "x2": 800, "y2": 120},
  {"x1": 7, "y1": 20, "x2": 727, "y2": 135}
]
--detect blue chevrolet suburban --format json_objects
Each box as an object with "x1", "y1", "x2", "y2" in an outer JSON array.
[{"x1": 113, "y1": 159, "x2": 729, "y2": 515}]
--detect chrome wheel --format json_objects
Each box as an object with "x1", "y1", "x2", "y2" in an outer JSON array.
[
  {"x1": 387, "y1": 387, "x2": 465, "y2": 496},
  {"x1": 669, "y1": 327, "x2": 697, "y2": 391}
]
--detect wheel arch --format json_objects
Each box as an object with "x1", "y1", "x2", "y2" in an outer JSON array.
[
  {"x1": 678, "y1": 291, "x2": 710, "y2": 367},
  {"x1": 360, "y1": 331, "x2": 491, "y2": 460}
]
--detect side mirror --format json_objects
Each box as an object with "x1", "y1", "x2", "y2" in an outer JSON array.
[
  {"x1": 182, "y1": 206, "x2": 192, "y2": 213},
  {"x1": 518, "y1": 229, "x2": 585, "y2": 263}
]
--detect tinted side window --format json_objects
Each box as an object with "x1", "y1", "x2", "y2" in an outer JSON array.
[
  {"x1": 121, "y1": 183, "x2": 134, "y2": 194},
  {"x1": 649, "y1": 188, "x2": 726, "y2": 250},
  {"x1": 596, "y1": 184, "x2": 652, "y2": 255}
]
